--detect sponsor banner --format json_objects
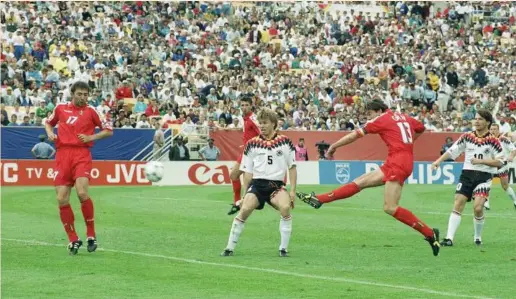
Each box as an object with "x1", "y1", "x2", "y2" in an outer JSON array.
[
  {"x1": 156, "y1": 161, "x2": 319, "y2": 186},
  {"x1": 319, "y1": 161, "x2": 464, "y2": 185},
  {"x1": 0, "y1": 160, "x2": 150, "y2": 186}
]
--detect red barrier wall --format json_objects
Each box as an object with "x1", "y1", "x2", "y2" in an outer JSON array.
[{"x1": 211, "y1": 131, "x2": 462, "y2": 162}]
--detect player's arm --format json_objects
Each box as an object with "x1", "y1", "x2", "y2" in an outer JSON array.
[
  {"x1": 45, "y1": 107, "x2": 59, "y2": 141},
  {"x1": 199, "y1": 147, "x2": 206, "y2": 160},
  {"x1": 334, "y1": 115, "x2": 385, "y2": 157},
  {"x1": 432, "y1": 135, "x2": 465, "y2": 169},
  {"x1": 408, "y1": 116, "x2": 425, "y2": 141},
  {"x1": 239, "y1": 141, "x2": 255, "y2": 200},
  {"x1": 327, "y1": 130, "x2": 360, "y2": 158},
  {"x1": 472, "y1": 139, "x2": 504, "y2": 168},
  {"x1": 286, "y1": 141, "x2": 297, "y2": 201},
  {"x1": 79, "y1": 110, "x2": 114, "y2": 143}
]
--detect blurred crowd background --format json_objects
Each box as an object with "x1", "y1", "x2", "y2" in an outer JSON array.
[{"x1": 1, "y1": 1, "x2": 516, "y2": 135}]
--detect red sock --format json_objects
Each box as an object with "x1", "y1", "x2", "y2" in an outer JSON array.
[
  {"x1": 81, "y1": 198, "x2": 96, "y2": 239},
  {"x1": 231, "y1": 179, "x2": 241, "y2": 204},
  {"x1": 59, "y1": 204, "x2": 79, "y2": 242},
  {"x1": 316, "y1": 182, "x2": 361, "y2": 203},
  {"x1": 392, "y1": 207, "x2": 434, "y2": 238}
]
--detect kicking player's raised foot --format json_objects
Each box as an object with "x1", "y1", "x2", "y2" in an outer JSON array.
[
  {"x1": 68, "y1": 240, "x2": 83, "y2": 256},
  {"x1": 220, "y1": 249, "x2": 234, "y2": 256},
  {"x1": 279, "y1": 249, "x2": 288, "y2": 257},
  {"x1": 87, "y1": 237, "x2": 98, "y2": 252},
  {"x1": 296, "y1": 192, "x2": 322, "y2": 209},
  {"x1": 424, "y1": 228, "x2": 441, "y2": 257},
  {"x1": 227, "y1": 200, "x2": 241, "y2": 215},
  {"x1": 440, "y1": 238, "x2": 454, "y2": 247}
]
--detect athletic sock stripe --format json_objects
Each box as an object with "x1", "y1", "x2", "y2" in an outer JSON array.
[
  {"x1": 474, "y1": 216, "x2": 485, "y2": 221},
  {"x1": 235, "y1": 217, "x2": 245, "y2": 223},
  {"x1": 282, "y1": 215, "x2": 292, "y2": 221},
  {"x1": 452, "y1": 210, "x2": 462, "y2": 216}
]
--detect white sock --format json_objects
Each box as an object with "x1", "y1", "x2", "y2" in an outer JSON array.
[
  {"x1": 226, "y1": 218, "x2": 245, "y2": 251},
  {"x1": 446, "y1": 211, "x2": 462, "y2": 241},
  {"x1": 279, "y1": 215, "x2": 292, "y2": 251},
  {"x1": 506, "y1": 187, "x2": 516, "y2": 203},
  {"x1": 474, "y1": 215, "x2": 485, "y2": 241}
]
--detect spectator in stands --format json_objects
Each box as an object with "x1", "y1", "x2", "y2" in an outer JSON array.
[
  {"x1": 169, "y1": 136, "x2": 190, "y2": 161},
  {"x1": 440, "y1": 137, "x2": 455, "y2": 162},
  {"x1": 153, "y1": 121, "x2": 165, "y2": 157},
  {"x1": 136, "y1": 114, "x2": 151, "y2": 129},
  {"x1": 31, "y1": 135, "x2": 56, "y2": 159},
  {"x1": 199, "y1": 138, "x2": 220, "y2": 161}
]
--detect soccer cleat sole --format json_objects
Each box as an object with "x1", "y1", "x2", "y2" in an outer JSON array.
[
  {"x1": 296, "y1": 192, "x2": 322, "y2": 209},
  {"x1": 221, "y1": 249, "x2": 234, "y2": 256},
  {"x1": 429, "y1": 228, "x2": 440, "y2": 257},
  {"x1": 68, "y1": 240, "x2": 83, "y2": 256},
  {"x1": 87, "y1": 239, "x2": 98, "y2": 252},
  {"x1": 227, "y1": 204, "x2": 240, "y2": 216},
  {"x1": 440, "y1": 238, "x2": 454, "y2": 247}
]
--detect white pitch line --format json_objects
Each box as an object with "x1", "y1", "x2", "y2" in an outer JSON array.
[
  {"x1": 1, "y1": 238, "x2": 496, "y2": 299},
  {"x1": 117, "y1": 195, "x2": 516, "y2": 220}
]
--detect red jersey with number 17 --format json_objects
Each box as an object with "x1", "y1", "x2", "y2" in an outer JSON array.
[
  {"x1": 243, "y1": 112, "x2": 261, "y2": 144},
  {"x1": 46, "y1": 102, "x2": 113, "y2": 148},
  {"x1": 356, "y1": 109, "x2": 425, "y2": 163}
]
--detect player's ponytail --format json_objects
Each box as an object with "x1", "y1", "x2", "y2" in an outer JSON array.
[
  {"x1": 365, "y1": 99, "x2": 388, "y2": 113},
  {"x1": 477, "y1": 109, "x2": 494, "y2": 129}
]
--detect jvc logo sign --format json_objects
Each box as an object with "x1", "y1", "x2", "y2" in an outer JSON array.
[{"x1": 106, "y1": 164, "x2": 149, "y2": 184}]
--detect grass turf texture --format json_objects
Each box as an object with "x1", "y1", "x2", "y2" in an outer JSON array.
[{"x1": 2, "y1": 185, "x2": 516, "y2": 299}]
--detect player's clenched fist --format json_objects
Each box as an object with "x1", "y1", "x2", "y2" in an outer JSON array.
[
  {"x1": 78, "y1": 134, "x2": 94, "y2": 143},
  {"x1": 47, "y1": 132, "x2": 57, "y2": 141}
]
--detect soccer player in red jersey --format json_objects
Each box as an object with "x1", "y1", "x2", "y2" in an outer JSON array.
[
  {"x1": 227, "y1": 96, "x2": 261, "y2": 215},
  {"x1": 297, "y1": 100, "x2": 441, "y2": 256},
  {"x1": 45, "y1": 81, "x2": 113, "y2": 255}
]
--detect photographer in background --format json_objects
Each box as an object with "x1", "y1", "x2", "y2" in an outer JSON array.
[{"x1": 316, "y1": 140, "x2": 330, "y2": 160}]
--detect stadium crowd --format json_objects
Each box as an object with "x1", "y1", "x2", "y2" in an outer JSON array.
[{"x1": 1, "y1": 1, "x2": 516, "y2": 135}]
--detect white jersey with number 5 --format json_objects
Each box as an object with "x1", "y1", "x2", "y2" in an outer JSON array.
[
  {"x1": 240, "y1": 134, "x2": 296, "y2": 181},
  {"x1": 447, "y1": 131, "x2": 504, "y2": 174}
]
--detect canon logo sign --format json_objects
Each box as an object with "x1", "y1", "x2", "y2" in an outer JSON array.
[{"x1": 187, "y1": 163, "x2": 231, "y2": 185}]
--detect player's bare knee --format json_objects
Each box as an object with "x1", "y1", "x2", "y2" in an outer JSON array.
[
  {"x1": 277, "y1": 204, "x2": 291, "y2": 217},
  {"x1": 57, "y1": 196, "x2": 70, "y2": 207},
  {"x1": 383, "y1": 202, "x2": 398, "y2": 215},
  {"x1": 473, "y1": 200, "x2": 485, "y2": 216},
  {"x1": 77, "y1": 191, "x2": 89, "y2": 202},
  {"x1": 453, "y1": 196, "x2": 467, "y2": 212}
]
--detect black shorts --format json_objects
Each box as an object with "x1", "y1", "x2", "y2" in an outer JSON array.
[
  {"x1": 455, "y1": 170, "x2": 493, "y2": 201},
  {"x1": 246, "y1": 179, "x2": 285, "y2": 210}
]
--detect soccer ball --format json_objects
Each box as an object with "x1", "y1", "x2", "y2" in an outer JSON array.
[{"x1": 144, "y1": 161, "x2": 164, "y2": 182}]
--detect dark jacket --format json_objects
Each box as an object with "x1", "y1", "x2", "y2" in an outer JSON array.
[{"x1": 169, "y1": 144, "x2": 190, "y2": 161}]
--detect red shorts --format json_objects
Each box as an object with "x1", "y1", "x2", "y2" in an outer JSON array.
[
  {"x1": 380, "y1": 162, "x2": 412, "y2": 186},
  {"x1": 54, "y1": 147, "x2": 92, "y2": 186}
]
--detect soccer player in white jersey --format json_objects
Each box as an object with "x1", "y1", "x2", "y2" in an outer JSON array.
[
  {"x1": 484, "y1": 123, "x2": 516, "y2": 210},
  {"x1": 221, "y1": 108, "x2": 297, "y2": 257},
  {"x1": 432, "y1": 110, "x2": 504, "y2": 246}
]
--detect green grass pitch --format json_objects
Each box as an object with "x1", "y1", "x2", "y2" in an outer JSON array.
[{"x1": 2, "y1": 185, "x2": 516, "y2": 299}]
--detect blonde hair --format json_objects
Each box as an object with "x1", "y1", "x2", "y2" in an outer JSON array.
[{"x1": 258, "y1": 108, "x2": 278, "y2": 129}]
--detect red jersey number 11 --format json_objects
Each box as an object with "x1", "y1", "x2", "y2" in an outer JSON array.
[{"x1": 397, "y1": 122, "x2": 413, "y2": 144}]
